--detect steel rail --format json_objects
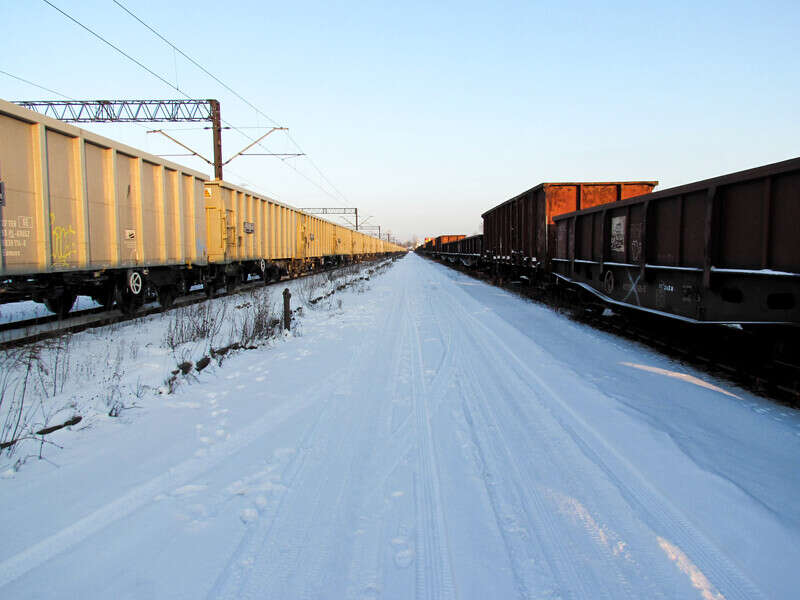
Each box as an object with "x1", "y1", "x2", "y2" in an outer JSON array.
[{"x1": 0, "y1": 259, "x2": 390, "y2": 350}]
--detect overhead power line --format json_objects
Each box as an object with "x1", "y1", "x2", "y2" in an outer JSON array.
[
  {"x1": 0, "y1": 69, "x2": 75, "y2": 100},
  {"x1": 111, "y1": 0, "x2": 352, "y2": 207},
  {"x1": 42, "y1": 0, "x2": 180, "y2": 94},
  {"x1": 112, "y1": 0, "x2": 280, "y2": 128},
  {"x1": 40, "y1": 0, "x2": 357, "y2": 209}
]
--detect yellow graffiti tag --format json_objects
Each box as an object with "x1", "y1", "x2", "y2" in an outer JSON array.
[{"x1": 50, "y1": 213, "x2": 76, "y2": 267}]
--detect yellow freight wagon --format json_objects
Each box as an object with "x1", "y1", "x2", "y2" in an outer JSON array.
[
  {"x1": 202, "y1": 179, "x2": 400, "y2": 288},
  {"x1": 0, "y1": 98, "x2": 207, "y2": 314},
  {"x1": 204, "y1": 179, "x2": 337, "y2": 287},
  {"x1": 1, "y1": 98, "x2": 406, "y2": 316}
]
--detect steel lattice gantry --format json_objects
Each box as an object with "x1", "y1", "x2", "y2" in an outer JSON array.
[
  {"x1": 14, "y1": 99, "x2": 215, "y2": 122},
  {"x1": 15, "y1": 99, "x2": 225, "y2": 179}
]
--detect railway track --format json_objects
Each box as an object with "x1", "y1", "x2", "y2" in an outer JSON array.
[
  {"x1": 0, "y1": 260, "x2": 383, "y2": 350},
  {"x1": 430, "y1": 257, "x2": 800, "y2": 408}
]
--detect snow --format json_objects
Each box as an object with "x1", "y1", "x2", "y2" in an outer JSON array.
[
  {"x1": 0, "y1": 296, "x2": 101, "y2": 324},
  {"x1": 0, "y1": 253, "x2": 798, "y2": 599}
]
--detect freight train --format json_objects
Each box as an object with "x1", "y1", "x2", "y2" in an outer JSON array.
[
  {"x1": 0, "y1": 99, "x2": 405, "y2": 316},
  {"x1": 421, "y1": 159, "x2": 800, "y2": 327}
]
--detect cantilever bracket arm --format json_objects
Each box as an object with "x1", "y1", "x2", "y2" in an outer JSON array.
[
  {"x1": 147, "y1": 129, "x2": 214, "y2": 166},
  {"x1": 222, "y1": 127, "x2": 288, "y2": 166}
]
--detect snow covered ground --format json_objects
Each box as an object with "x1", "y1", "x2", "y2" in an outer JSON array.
[
  {"x1": 0, "y1": 296, "x2": 101, "y2": 324},
  {"x1": 0, "y1": 253, "x2": 798, "y2": 599}
]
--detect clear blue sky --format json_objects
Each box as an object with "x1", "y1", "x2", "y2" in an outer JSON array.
[{"x1": 2, "y1": 0, "x2": 798, "y2": 242}]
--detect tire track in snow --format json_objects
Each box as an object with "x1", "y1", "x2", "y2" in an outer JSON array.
[
  {"x1": 345, "y1": 283, "x2": 416, "y2": 598},
  {"x1": 453, "y1": 328, "x2": 639, "y2": 599},
  {"x1": 204, "y1": 383, "x2": 339, "y2": 600},
  {"x1": 437, "y1": 271, "x2": 766, "y2": 600},
  {"x1": 425, "y1": 273, "x2": 617, "y2": 599},
  {"x1": 407, "y1": 286, "x2": 460, "y2": 600},
  {"x1": 211, "y1": 274, "x2": 409, "y2": 600}
]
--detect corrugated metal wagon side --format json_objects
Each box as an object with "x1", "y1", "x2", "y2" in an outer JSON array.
[
  {"x1": 552, "y1": 157, "x2": 800, "y2": 325},
  {"x1": 0, "y1": 98, "x2": 208, "y2": 314},
  {"x1": 203, "y1": 180, "x2": 354, "y2": 285},
  {"x1": 437, "y1": 234, "x2": 483, "y2": 267},
  {"x1": 481, "y1": 181, "x2": 657, "y2": 278}
]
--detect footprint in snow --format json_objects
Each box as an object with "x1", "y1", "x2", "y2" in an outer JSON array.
[
  {"x1": 227, "y1": 481, "x2": 249, "y2": 496},
  {"x1": 390, "y1": 537, "x2": 415, "y2": 568},
  {"x1": 172, "y1": 484, "x2": 207, "y2": 497},
  {"x1": 360, "y1": 582, "x2": 382, "y2": 599},
  {"x1": 186, "y1": 503, "x2": 208, "y2": 518},
  {"x1": 240, "y1": 508, "x2": 259, "y2": 524}
]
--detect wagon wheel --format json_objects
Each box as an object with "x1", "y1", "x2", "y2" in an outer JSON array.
[
  {"x1": 127, "y1": 271, "x2": 143, "y2": 296},
  {"x1": 44, "y1": 292, "x2": 77, "y2": 317},
  {"x1": 116, "y1": 270, "x2": 145, "y2": 316},
  {"x1": 116, "y1": 288, "x2": 143, "y2": 316},
  {"x1": 225, "y1": 275, "x2": 238, "y2": 294}
]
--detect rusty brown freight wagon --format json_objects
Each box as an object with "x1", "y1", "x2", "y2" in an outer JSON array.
[
  {"x1": 435, "y1": 235, "x2": 465, "y2": 248},
  {"x1": 0, "y1": 99, "x2": 208, "y2": 314},
  {"x1": 439, "y1": 234, "x2": 483, "y2": 266},
  {"x1": 462, "y1": 234, "x2": 483, "y2": 256},
  {"x1": 552, "y1": 157, "x2": 800, "y2": 325},
  {"x1": 482, "y1": 182, "x2": 657, "y2": 274}
]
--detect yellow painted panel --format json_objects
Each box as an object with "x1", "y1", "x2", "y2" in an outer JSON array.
[
  {"x1": 84, "y1": 142, "x2": 114, "y2": 266},
  {"x1": 45, "y1": 130, "x2": 82, "y2": 270},
  {"x1": 0, "y1": 114, "x2": 42, "y2": 273},
  {"x1": 139, "y1": 161, "x2": 163, "y2": 263},
  {"x1": 115, "y1": 154, "x2": 140, "y2": 265},
  {"x1": 164, "y1": 168, "x2": 180, "y2": 262}
]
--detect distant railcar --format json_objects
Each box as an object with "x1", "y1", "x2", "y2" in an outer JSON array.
[
  {"x1": 434, "y1": 235, "x2": 465, "y2": 248},
  {"x1": 552, "y1": 158, "x2": 800, "y2": 325},
  {"x1": 482, "y1": 182, "x2": 657, "y2": 274},
  {"x1": 438, "y1": 234, "x2": 483, "y2": 266}
]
